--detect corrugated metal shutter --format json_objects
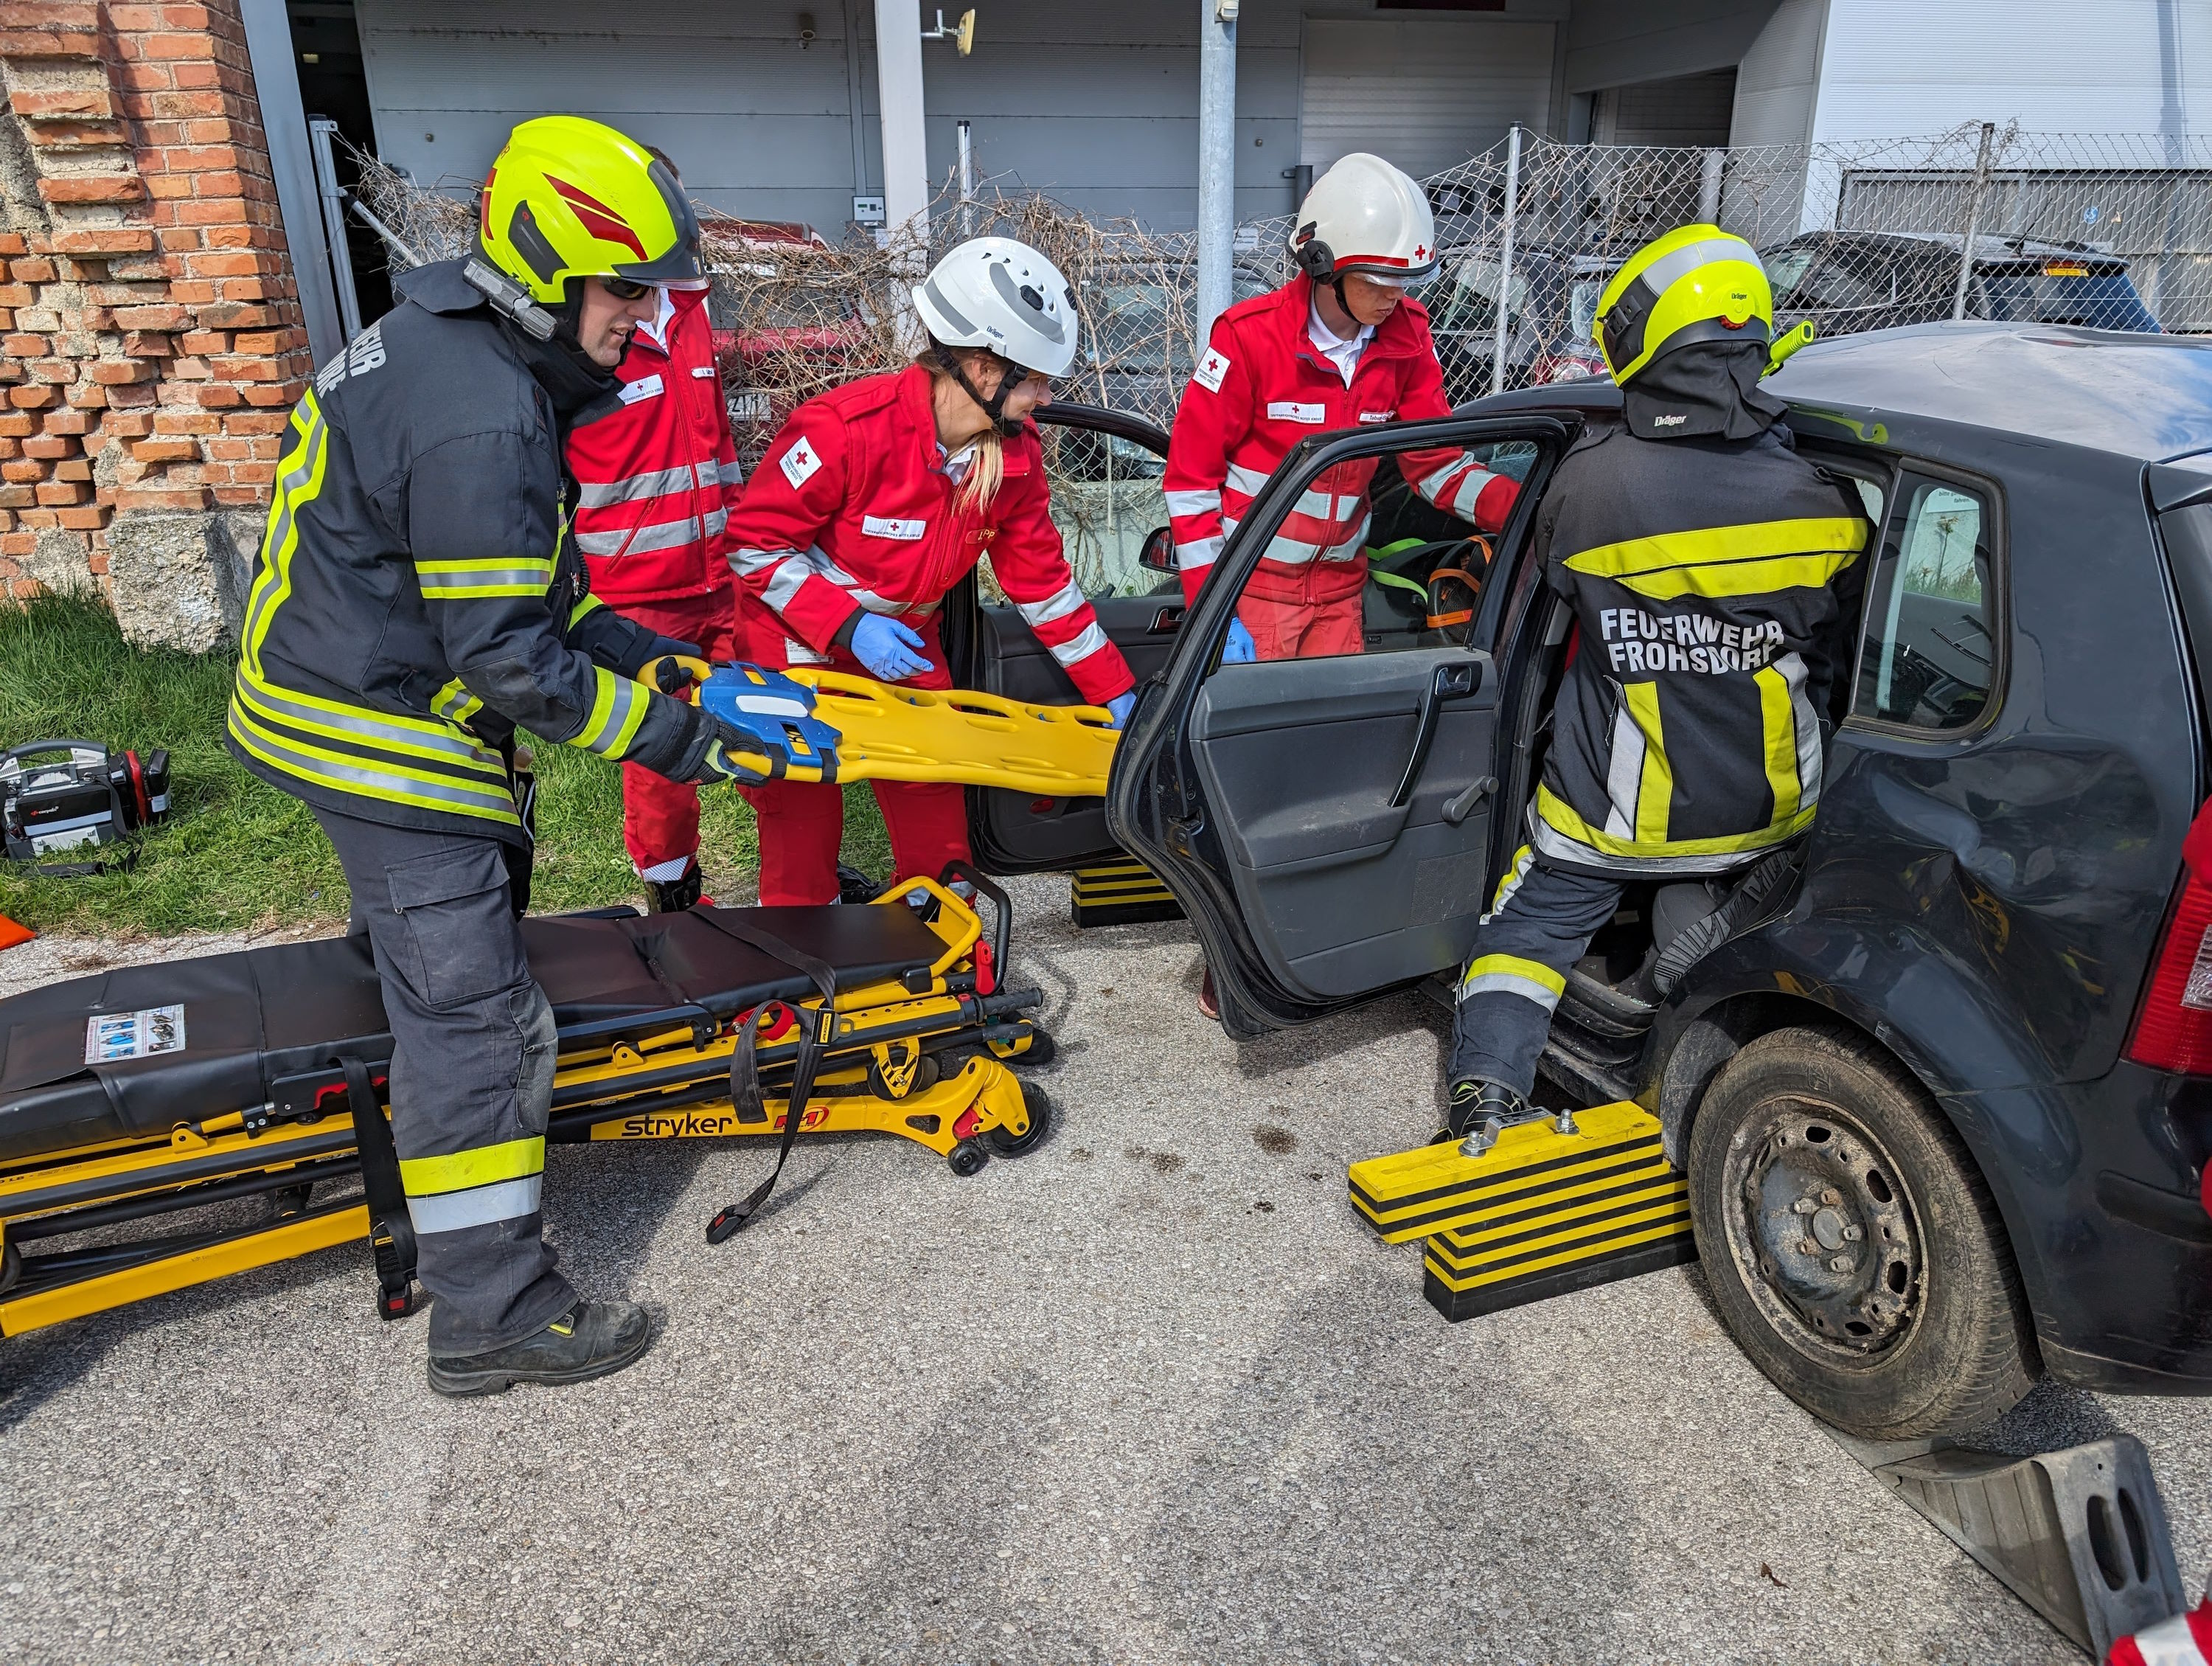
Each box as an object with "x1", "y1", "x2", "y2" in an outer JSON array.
[
  {"x1": 1593, "y1": 68, "x2": 1738, "y2": 147},
  {"x1": 1300, "y1": 18, "x2": 1557, "y2": 178}
]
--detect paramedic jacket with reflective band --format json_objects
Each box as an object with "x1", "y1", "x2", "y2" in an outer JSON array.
[
  {"x1": 566, "y1": 283, "x2": 745, "y2": 605},
  {"x1": 226, "y1": 260, "x2": 699, "y2": 845},
  {"x1": 726, "y1": 363, "x2": 1136, "y2": 704},
  {"x1": 1531, "y1": 418, "x2": 1869, "y2": 877},
  {"x1": 1161, "y1": 273, "x2": 1517, "y2": 609}
]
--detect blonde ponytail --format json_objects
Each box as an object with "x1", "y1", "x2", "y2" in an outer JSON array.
[{"x1": 918, "y1": 348, "x2": 1008, "y2": 516}]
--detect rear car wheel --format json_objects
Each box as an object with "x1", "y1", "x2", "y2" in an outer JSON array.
[{"x1": 1686, "y1": 1026, "x2": 2039, "y2": 1440}]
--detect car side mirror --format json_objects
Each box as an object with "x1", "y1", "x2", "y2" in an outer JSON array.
[{"x1": 1138, "y1": 525, "x2": 1176, "y2": 575}]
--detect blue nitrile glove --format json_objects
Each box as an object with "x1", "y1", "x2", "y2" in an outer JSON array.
[
  {"x1": 852, "y1": 614, "x2": 934, "y2": 681},
  {"x1": 1106, "y1": 691, "x2": 1136, "y2": 729},
  {"x1": 1222, "y1": 617, "x2": 1258, "y2": 664}
]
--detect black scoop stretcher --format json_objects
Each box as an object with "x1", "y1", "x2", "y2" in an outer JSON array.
[{"x1": 0, "y1": 872, "x2": 1051, "y2": 1339}]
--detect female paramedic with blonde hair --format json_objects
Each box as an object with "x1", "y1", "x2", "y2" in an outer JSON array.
[{"x1": 725, "y1": 237, "x2": 1138, "y2": 905}]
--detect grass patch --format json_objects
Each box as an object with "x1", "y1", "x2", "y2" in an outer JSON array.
[{"x1": 0, "y1": 594, "x2": 891, "y2": 937}]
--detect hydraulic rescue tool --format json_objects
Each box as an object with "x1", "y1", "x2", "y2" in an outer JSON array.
[
  {"x1": 0, "y1": 875, "x2": 1050, "y2": 1339},
  {"x1": 1348, "y1": 1100, "x2": 1697, "y2": 1321},
  {"x1": 1, "y1": 740, "x2": 171, "y2": 875}
]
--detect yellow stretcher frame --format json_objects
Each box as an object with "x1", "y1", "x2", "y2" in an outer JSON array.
[
  {"x1": 0, "y1": 881, "x2": 1048, "y2": 1339},
  {"x1": 787, "y1": 671, "x2": 1119, "y2": 796}
]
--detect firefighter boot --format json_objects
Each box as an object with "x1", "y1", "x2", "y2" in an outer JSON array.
[
  {"x1": 644, "y1": 865, "x2": 704, "y2": 914},
  {"x1": 1444, "y1": 1078, "x2": 1528, "y2": 1156},
  {"x1": 427, "y1": 1300, "x2": 653, "y2": 1397}
]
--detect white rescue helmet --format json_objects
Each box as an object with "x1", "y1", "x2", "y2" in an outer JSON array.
[
  {"x1": 911, "y1": 236, "x2": 1079, "y2": 379},
  {"x1": 1290, "y1": 153, "x2": 1439, "y2": 288}
]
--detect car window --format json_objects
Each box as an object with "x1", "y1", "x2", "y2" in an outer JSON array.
[
  {"x1": 1978, "y1": 264, "x2": 2160, "y2": 331},
  {"x1": 1795, "y1": 253, "x2": 1891, "y2": 310},
  {"x1": 1045, "y1": 426, "x2": 1172, "y2": 597},
  {"x1": 1209, "y1": 437, "x2": 1542, "y2": 667},
  {"x1": 1854, "y1": 473, "x2": 1997, "y2": 730},
  {"x1": 1566, "y1": 277, "x2": 1604, "y2": 349},
  {"x1": 1765, "y1": 246, "x2": 1816, "y2": 299}
]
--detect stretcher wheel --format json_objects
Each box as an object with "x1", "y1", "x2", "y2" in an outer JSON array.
[
  {"x1": 947, "y1": 1139, "x2": 990, "y2": 1178},
  {"x1": 985, "y1": 1080, "x2": 1053, "y2": 1158},
  {"x1": 1001, "y1": 1027, "x2": 1057, "y2": 1069}
]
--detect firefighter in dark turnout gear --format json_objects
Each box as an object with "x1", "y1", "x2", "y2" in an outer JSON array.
[
  {"x1": 1446, "y1": 226, "x2": 1869, "y2": 1145},
  {"x1": 227, "y1": 117, "x2": 773, "y2": 1393}
]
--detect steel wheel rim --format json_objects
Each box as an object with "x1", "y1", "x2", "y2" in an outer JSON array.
[{"x1": 1720, "y1": 1091, "x2": 1924, "y2": 1361}]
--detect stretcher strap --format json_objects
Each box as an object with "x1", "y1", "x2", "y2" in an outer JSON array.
[
  {"x1": 344, "y1": 1057, "x2": 418, "y2": 1319},
  {"x1": 697, "y1": 914, "x2": 841, "y2": 1242}
]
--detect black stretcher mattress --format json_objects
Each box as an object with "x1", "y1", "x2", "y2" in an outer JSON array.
[{"x1": 0, "y1": 903, "x2": 947, "y2": 1165}]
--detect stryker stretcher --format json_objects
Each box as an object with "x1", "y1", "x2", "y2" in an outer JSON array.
[{"x1": 0, "y1": 874, "x2": 1049, "y2": 1338}]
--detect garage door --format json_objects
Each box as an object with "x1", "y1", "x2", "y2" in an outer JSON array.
[{"x1": 1299, "y1": 17, "x2": 1556, "y2": 179}]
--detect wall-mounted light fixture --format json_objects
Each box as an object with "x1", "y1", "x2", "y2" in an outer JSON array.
[
  {"x1": 797, "y1": 11, "x2": 815, "y2": 47},
  {"x1": 922, "y1": 9, "x2": 975, "y2": 55}
]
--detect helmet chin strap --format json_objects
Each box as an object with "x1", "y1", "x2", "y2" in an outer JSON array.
[{"x1": 933, "y1": 345, "x2": 1028, "y2": 438}]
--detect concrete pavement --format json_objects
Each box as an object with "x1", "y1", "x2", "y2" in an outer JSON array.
[{"x1": 1, "y1": 874, "x2": 2204, "y2": 1664}]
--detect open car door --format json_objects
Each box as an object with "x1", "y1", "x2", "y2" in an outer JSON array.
[
  {"x1": 1105, "y1": 412, "x2": 1571, "y2": 1036},
  {"x1": 945, "y1": 403, "x2": 1185, "y2": 872}
]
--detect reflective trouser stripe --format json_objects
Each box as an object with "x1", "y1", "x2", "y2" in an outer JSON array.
[
  {"x1": 406, "y1": 1174, "x2": 544, "y2": 1235},
  {"x1": 1457, "y1": 954, "x2": 1567, "y2": 1009},
  {"x1": 1488, "y1": 844, "x2": 1534, "y2": 916},
  {"x1": 1623, "y1": 681, "x2": 1672, "y2": 845},
  {"x1": 400, "y1": 1134, "x2": 545, "y2": 1195}
]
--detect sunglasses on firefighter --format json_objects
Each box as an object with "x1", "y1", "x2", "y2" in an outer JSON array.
[{"x1": 599, "y1": 275, "x2": 657, "y2": 302}]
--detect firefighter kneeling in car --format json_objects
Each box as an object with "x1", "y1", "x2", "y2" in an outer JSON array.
[{"x1": 1445, "y1": 226, "x2": 1871, "y2": 1143}]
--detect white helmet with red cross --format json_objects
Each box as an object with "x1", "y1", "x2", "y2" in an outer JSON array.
[{"x1": 1290, "y1": 153, "x2": 1439, "y2": 288}]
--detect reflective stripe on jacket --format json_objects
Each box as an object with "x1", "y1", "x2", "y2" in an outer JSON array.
[
  {"x1": 566, "y1": 285, "x2": 744, "y2": 604},
  {"x1": 1532, "y1": 419, "x2": 1870, "y2": 876},
  {"x1": 225, "y1": 261, "x2": 698, "y2": 844},
  {"x1": 726, "y1": 363, "x2": 1135, "y2": 705},
  {"x1": 1162, "y1": 273, "x2": 1516, "y2": 609}
]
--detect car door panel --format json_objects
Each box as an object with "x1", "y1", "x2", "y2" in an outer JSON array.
[
  {"x1": 1107, "y1": 409, "x2": 1572, "y2": 1032},
  {"x1": 1189, "y1": 647, "x2": 1499, "y2": 998}
]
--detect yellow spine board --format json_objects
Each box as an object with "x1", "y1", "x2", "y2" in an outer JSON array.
[
  {"x1": 1346, "y1": 1100, "x2": 1674, "y2": 1244},
  {"x1": 790, "y1": 670, "x2": 1118, "y2": 796}
]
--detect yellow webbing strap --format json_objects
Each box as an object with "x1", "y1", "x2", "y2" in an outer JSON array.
[{"x1": 788, "y1": 670, "x2": 1119, "y2": 797}]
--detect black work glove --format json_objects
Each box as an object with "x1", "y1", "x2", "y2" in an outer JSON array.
[
  {"x1": 637, "y1": 636, "x2": 710, "y2": 696},
  {"x1": 673, "y1": 704, "x2": 779, "y2": 787}
]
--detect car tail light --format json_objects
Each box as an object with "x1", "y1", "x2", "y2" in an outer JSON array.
[{"x1": 2126, "y1": 796, "x2": 2212, "y2": 1074}]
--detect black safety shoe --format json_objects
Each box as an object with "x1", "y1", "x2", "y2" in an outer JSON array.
[
  {"x1": 836, "y1": 863, "x2": 883, "y2": 905},
  {"x1": 426, "y1": 1301, "x2": 653, "y2": 1398},
  {"x1": 644, "y1": 868, "x2": 703, "y2": 914},
  {"x1": 1443, "y1": 1077, "x2": 1528, "y2": 1152}
]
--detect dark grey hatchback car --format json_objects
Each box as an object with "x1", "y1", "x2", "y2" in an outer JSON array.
[{"x1": 968, "y1": 321, "x2": 2212, "y2": 1440}]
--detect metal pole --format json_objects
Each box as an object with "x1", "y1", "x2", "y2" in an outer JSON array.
[
  {"x1": 307, "y1": 117, "x2": 361, "y2": 342},
  {"x1": 1697, "y1": 146, "x2": 1725, "y2": 225},
  {"x1": 957, "y1": 118, "x2": 973, "y2": 236},
  {"x1": 1489, "y1": 125, "x2": 1522, "y2": 398},
  {"x1": 1195, "y1": 0, "x2": 1238, "y2": 347},
  {"x1": 1952, "y1": 120, "x2": 1997, "y2": 323}
]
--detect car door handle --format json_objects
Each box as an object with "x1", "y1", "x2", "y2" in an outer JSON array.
[
  {"x1": 1149, "y1": 606, "x2": 1185, "y2": 634},
  {"x1": 1390, "y1": 659, "x2": 1483, "y2": 809}
]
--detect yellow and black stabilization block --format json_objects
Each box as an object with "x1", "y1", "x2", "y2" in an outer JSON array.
[
  {"x1": 0, "y1": 873, "x2": 1049, "y2": 1339},
  {"x1": 1069, "y1": 857, "x2": 1183, "y2": 928},
  {"x1": 1347, "y1": 1101, "x2": 1696, "y2": 1322}
]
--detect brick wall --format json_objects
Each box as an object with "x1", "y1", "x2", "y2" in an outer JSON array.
[{"x1": 0, "y1": 0, "x2": 312, "y2": 644}]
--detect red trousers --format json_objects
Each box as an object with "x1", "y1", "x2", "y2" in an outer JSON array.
[
  {"x1": 1237, "y1": 586, "x2": 1365, "y2": 660},
  {"x1": 615, "y1": 589, "x2": 737, "y2": 879},
  {"x1": 733, "y1": 597, "x2": 972, "y2": 906}
]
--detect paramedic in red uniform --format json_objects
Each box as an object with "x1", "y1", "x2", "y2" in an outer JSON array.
[
  {"x1": 724, "y1": 237, "x2": 1138, "y2": 906},
  {"x1": 565, "y1": 150, "x2": 745, "y2": 913},
  {"x1": 1163, "y1": 152, "x2": 1520, "y2": 664}
]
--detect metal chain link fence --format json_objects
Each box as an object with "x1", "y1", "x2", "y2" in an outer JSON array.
[{"x1": 355, "y1": 122, "x2": 2210, "y2": 589}]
